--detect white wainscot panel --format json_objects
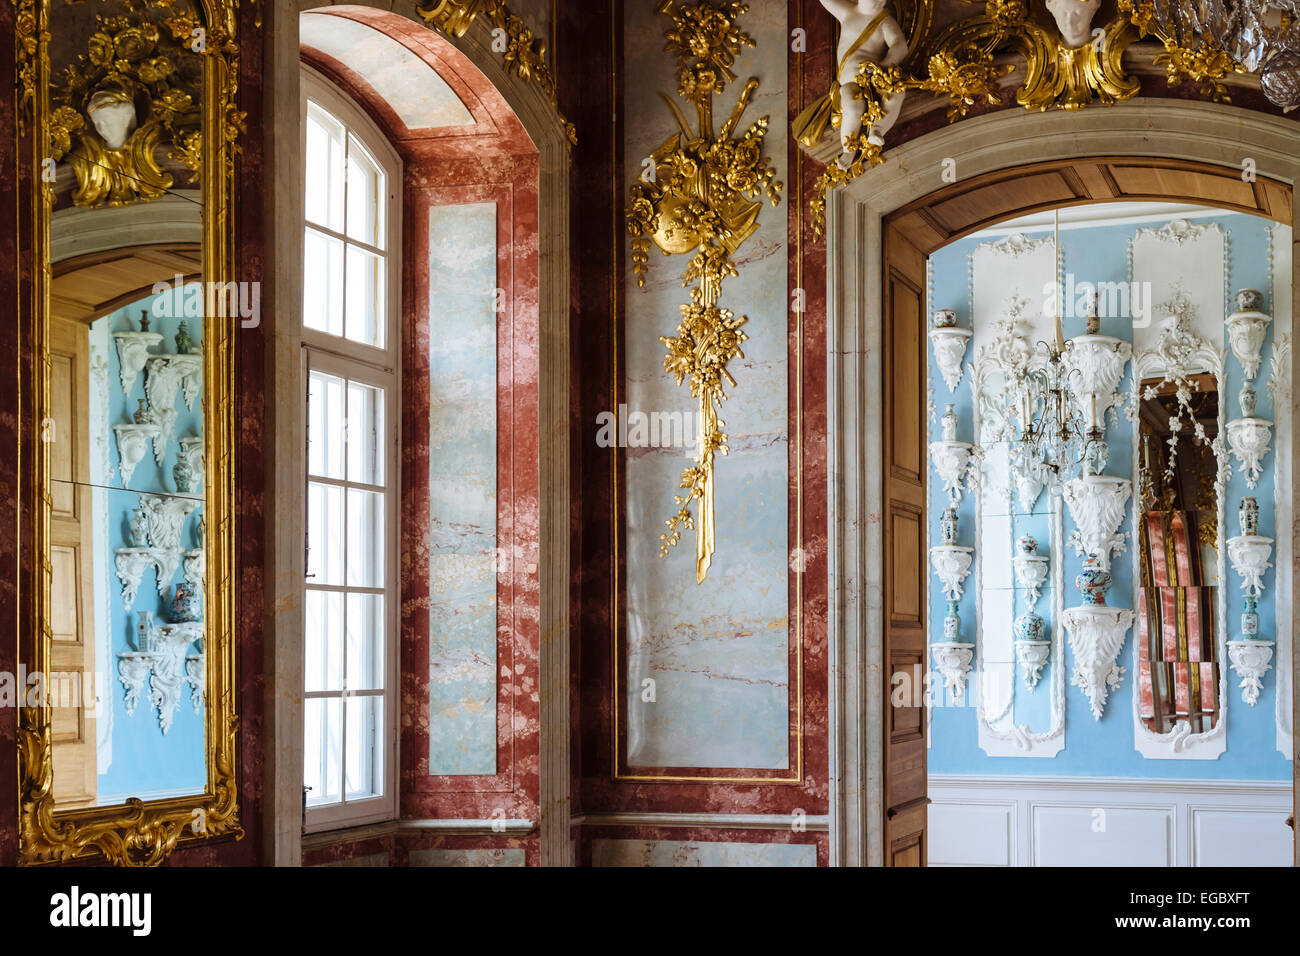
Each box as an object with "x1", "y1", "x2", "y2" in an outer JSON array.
[
  {"x1": 928, "y1": 803, "x2": 1014, "y2": 866},
  {"x1": 928, "y1": 775, "x2": 1292, "y2": 866},
  {"x1": 1191, "y1": 809, "x2": 1294, "y2": 867},
  {"x1": 1032, "y1": 804, "x2": 1173, "y2": 867}
]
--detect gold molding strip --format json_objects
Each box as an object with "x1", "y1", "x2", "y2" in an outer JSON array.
[{"x1": 624, "y1": 0, "x2": 781, "y2": 584}]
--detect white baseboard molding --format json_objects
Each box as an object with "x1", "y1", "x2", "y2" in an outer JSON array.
[{"x1": 928, "y1": 773, "x2": 1294, "y2": 867}]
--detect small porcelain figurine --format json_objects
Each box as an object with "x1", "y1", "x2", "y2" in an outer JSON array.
[
  {"x1": 173, "y1": 455, "x2": 194, "y2": 494},
  {"x1": 940, "y1": 507, "x2": 959, "y2": 545},
  {"x1": 128, "y1": 506, "x2": 148, "y2": 548},
  {"x1": 941, "y1": 403, "x2": 958, "y2": 442},
  {"x1": 1239, "y1": 497, "x2": 1259, "y2": 536}
]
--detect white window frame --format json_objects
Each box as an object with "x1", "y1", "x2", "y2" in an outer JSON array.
[{"x1": 300, "y1": 65, "x2": 402, "y2": 833}]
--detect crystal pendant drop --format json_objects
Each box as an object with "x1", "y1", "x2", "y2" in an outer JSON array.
[{"x1": 1261, "y1": 49, "x2": 1300, "y2": 110}]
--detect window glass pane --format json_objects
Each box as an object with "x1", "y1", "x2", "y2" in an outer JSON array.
[
  {"x1": 346, "y1": 136, "x2": 384, "y2": 248},
  {"x1": 304, "y1": 696, "x2": 342, "y2": 807},
  {"x1": 345, "y1": 245, "x2": 384, "y2": 349},
  {"x1": 308, "y1": 370, "x2": 346, "y2": 480},
  {"x1": 303, "y1": 228, "x2": 344, "y2": 336},
  {"x1": 345, "y1": 695, "x2": 383, "y2": 800},
  {"x1": 307, "y1": 482, "x2": 346, "y2": 585},
  {"x1": 305, "y1": 102, "x2": 345, "y2": 232},
  {"x1": 346, "y1": 488, "x2": 385, "y2": 588},
  {"x1": 305, "y1": 590, "x2": 345, "y2": 693},
  {"x1": 346, "y1": 593, "x2": 384, "y2": 691},
  {"x1": 347, "y1": 380, "x2": 384, "y2": 486}
]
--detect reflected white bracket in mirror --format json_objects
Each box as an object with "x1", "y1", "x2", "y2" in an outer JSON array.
[
  {"x1": 1227, "y1": 639, "x2": 1274, "y2": 706},
  {"x1": 929, "y1": 326, "x2": 972, "y2": 392},
  {"x1": 1225, "y1": 417, "x2": 1273, "y2": 488},
  {"x1": 178, "y1": 436, "x2": 204, "y2": 493},
  {"x1": 1227, "y1": 310, "x2": 1271, "y2": 380},
  {"x1": 117, "y1": 622, "x2": 204, "y2": 735},
  {"x1": 1227, "y1": 534, "x2": 1274, "y2": 597},
  {"x1": 116, "y1": 652, "x2": 155, "y2": 717},
  {"x1": 931, "y1": 642, "x2": 974, "y2": 702},
  {"x1": 144, "y1": 355, "x2": 201, "y2": 462},
  {"x1": 1061, "y1": 604, "x2": 1133, "y2": 719},
  {"x1": 1062, "y1": 475, "x2": 1131, "y2": 569},
  {"x1": 112, "y1": 423, "x2": 160, "y2": 486},
  {"x1": 930, "y1": 545, "x2": 974, "y2": 600},
  {"x1": 139, "y1": 493, "x2": 200, "y2": 552},
  {"x1": 930, "y1": 440, "x2": 976, "y2": 506},
  {"x1": 112, "y1": 331, "x2": 163, "y2": 394}
]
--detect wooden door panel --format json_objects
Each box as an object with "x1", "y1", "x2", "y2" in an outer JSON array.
[{"x1": 882, "y1": 225, "x2": 928, "y2": 865}]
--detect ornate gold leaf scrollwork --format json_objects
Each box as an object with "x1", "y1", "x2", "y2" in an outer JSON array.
[
  {"x1": 48, "y1": 0, "x2": 206, "y2": 208},
  {"x1": 416, "y1": 0, "x2": 577, "y2": 147},
  {"x1": 1119, "y1": 0, "x2": 1243, "y2": 102},
  {"x1": 625, "y1": 0, "x2": 781, "y2": 584},
  {"x1": 805, "y1": 0, "x2": 1151, "y2": 237}
]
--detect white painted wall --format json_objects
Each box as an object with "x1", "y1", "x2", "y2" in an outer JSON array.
[{"x1": 928, "y1": 773, "x2": 1293, "y2": 866}]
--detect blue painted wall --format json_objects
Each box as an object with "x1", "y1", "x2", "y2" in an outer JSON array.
[
  {"x1": 96, "y1": 288, "x2": 206, "y2": 801},
  {"x1": 927, "y1": 211, "x2": 1291, "y2": 780}
]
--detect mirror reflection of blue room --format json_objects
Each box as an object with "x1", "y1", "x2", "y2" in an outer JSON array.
[
  {"x1": 927, "y1": 208, "x2": 1292, "y2": 782},
  {"x1": 91, "y1": 284, "x2": 207, "y2": 804}
]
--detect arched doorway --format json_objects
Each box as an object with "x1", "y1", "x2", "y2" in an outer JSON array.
[{"x1": 821, "y1": 99, "x2": 1299, "y2": 866}]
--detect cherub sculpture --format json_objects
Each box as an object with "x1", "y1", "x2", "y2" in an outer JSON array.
[{"x1": 793, "y1": 0, "x2": 909, "y2": 167}]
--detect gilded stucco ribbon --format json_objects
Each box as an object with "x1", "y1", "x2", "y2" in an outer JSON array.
[{"x1": 625, "y1": 0, "x2": 781, "y2": 584}]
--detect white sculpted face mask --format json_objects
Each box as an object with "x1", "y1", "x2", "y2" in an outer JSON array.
[
  {"x1": 1046, "y1": 0, "x2": 1102, "y2": 48},
  {"x1": 87, "y1": 91, "x2": 138, "y2": 150}
]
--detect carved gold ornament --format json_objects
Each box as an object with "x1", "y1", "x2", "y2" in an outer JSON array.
[
  {"x1": 17, "y1": 0, "x2": 250, "y2": 866},
  {"x1": 625, "y1": 0, "x2": 781, "y2": 584},
  {"x1": 416, "y1": 0, "x2": 577, "y2": 147},
  {"x1": 48, "y1": 0, "x2": 206, "y2": 208},
  {"x1": 802, "y1": 0, "x2": 1275, "y2": 237}
]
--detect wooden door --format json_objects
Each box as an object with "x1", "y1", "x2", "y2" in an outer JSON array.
[
  {"x1": 882, "y1": 224, "x2": 928, "y2": 866},
  {"x1": 49, "y1": 316, "x2": 98, "y2": 808}
]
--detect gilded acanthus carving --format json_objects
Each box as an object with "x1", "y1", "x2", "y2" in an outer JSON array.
[
  {"x1": 624, "y1": 0, "x2": 782, "y2": 584},
  {"x1": 416, "y1": 0, "x2": 576, "y2": 147}
]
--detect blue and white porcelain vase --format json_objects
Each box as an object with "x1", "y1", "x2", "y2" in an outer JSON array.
[
  {"x1": 943, "y1": 601, "x2": 961, "y2": 641},
  {"x1": 1013, "y1": 611, "x2": 1045, "y2": 643},
  {"x1": 941, "y1": 507, "x2": 959, "y2": 546},
  {"x1": 1075, "y1": 554, "x2": 1110, "y2": 606},
  {"x1": 1241, "y1": 596, "x2": 1260, "y2": 638}
]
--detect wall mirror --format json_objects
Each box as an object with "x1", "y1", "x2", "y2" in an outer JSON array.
[
  {"x1": 18, "y1": 0, "x2": 243, "y2": 865},
  {"x1": 1135, "y1": 375, "x2": 1222, "y2": 737}
]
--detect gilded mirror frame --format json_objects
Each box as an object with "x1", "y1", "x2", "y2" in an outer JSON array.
[{"x1": 15, "y1": 0, "x2": 247, "y2": 865}]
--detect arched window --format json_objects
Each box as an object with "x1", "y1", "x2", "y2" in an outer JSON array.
[{"x1": 300, "y1": 66, "x2": 401, "y2": 831}]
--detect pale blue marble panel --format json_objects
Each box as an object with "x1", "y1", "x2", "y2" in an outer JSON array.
[
  {"x1": 592, "y1": 839, "x2": 815, "y2": 868},
  {"x1": 428, "y1": 202, "x2": 499, "y2": 775},
  {"x1": 409, "y1": 848, "x2": 525, "y2": 867},
  {"x1": 622, "y1": 3, "x2": 790, "y2": 769}
]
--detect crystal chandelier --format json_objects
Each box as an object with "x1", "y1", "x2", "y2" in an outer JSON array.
[
  {"x1": 1151, "y1": 0, "x2": 1300, "y2": 110},
  {"x1": 1007, "y1": 331, "x2": 1110, "y2": 489},
  {"x1": 1004, "y1": 212, "x2": 1108, "y2": 490}
]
